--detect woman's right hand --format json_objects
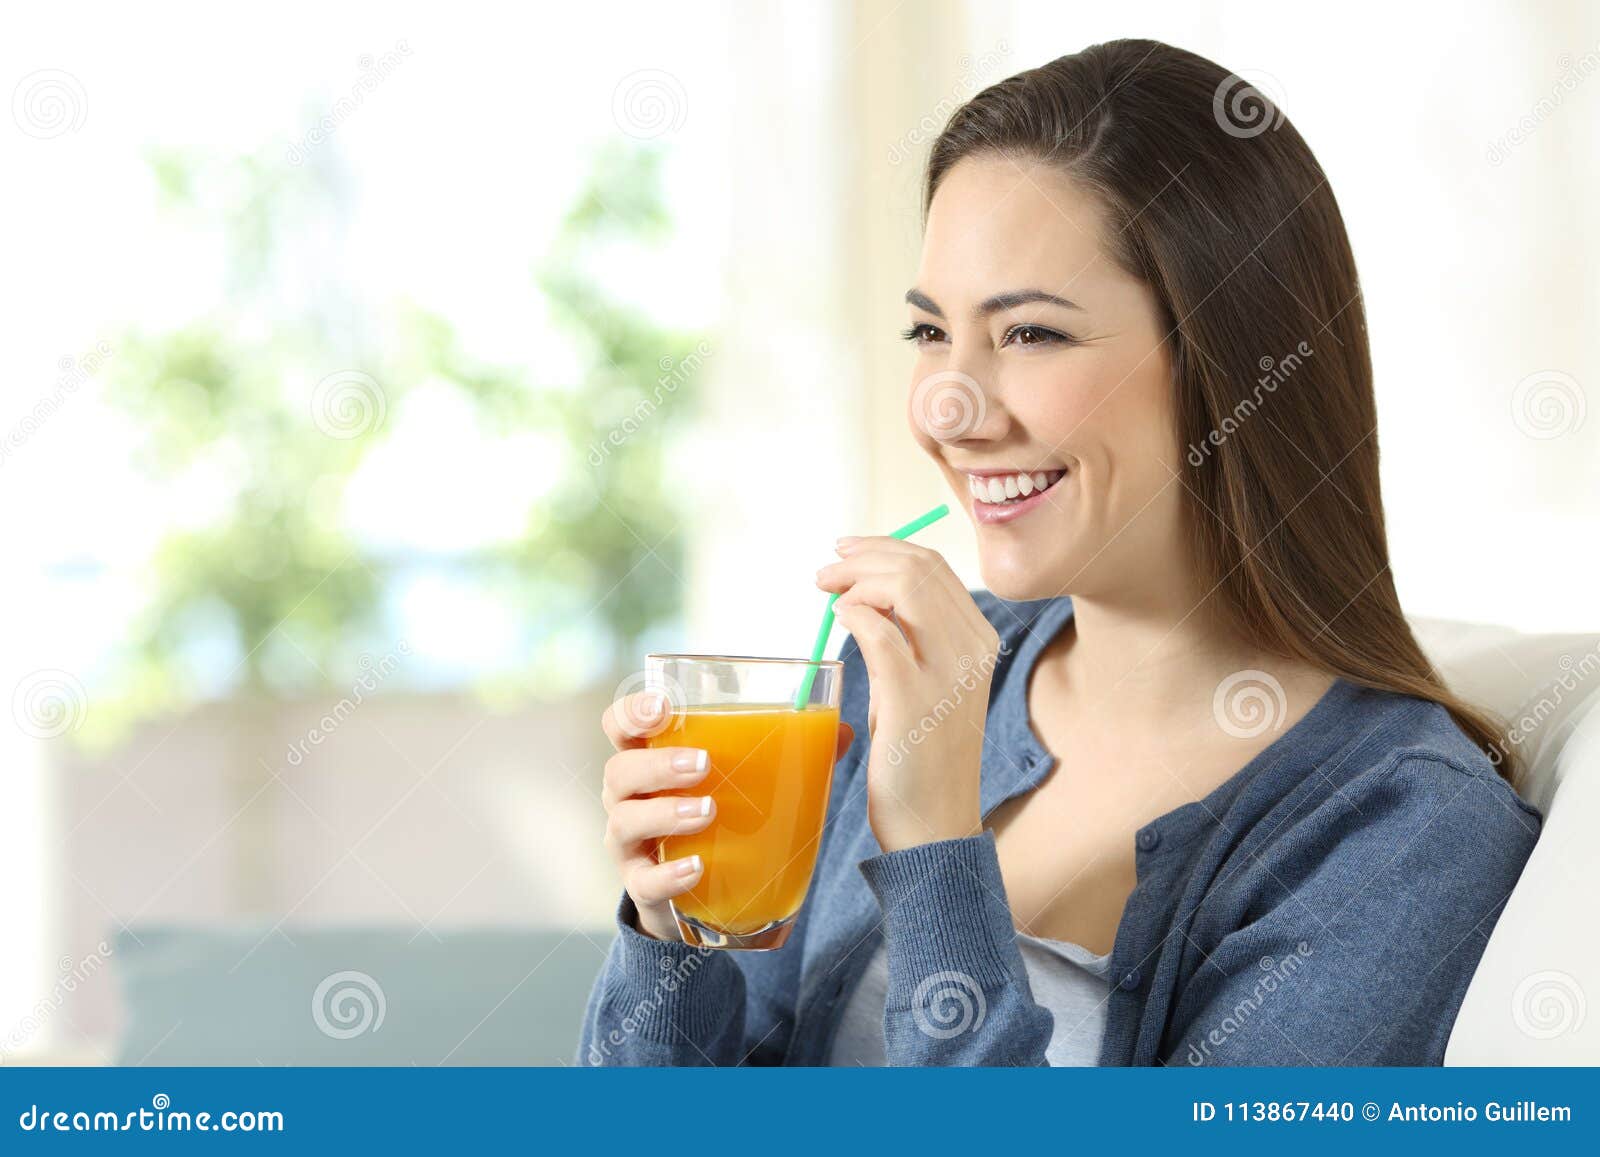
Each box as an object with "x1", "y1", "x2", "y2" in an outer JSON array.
[{"x1": 600, "y1": 692, "x2": 715, "y2": 941}]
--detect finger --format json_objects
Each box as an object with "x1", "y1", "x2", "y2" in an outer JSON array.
[
  {"x1": 837, "y1": 572, "x2": 963, "y2": 662},
  {"x1": 835, "y1": 721, "x2": 855, "y2": 761},
  {"x1": 822, "y1": 542, "x2": 972, "y2": 610},
  {"x1": 835, "y1": 535, "x2": 942, "y2": 559},
  {"x1": 833, "y1": 539, "x2": 955, "y2": 585},
  {"x1": 826, "y1": 570, "x2": 962, "y2": 629},
  {"x1": 626, "y1": 853, "x2": 704, "y2": 906},
  {"x1": 605, "y1": 794, "x2": 717, "y2": 849},
  {"x1": 602, "y1": 746, "x2": 709, "y2": 808},
  {"x1": 601, "y1": 691, "x2": 675, "y2": 751},
  {"x1": 834, "y1": 536, "x2": 979, "y2": 605},
  {"x1": 834, "y1": 600, "x2": 916, "y2": 672},
  {"x1": 818, "y1": 554, "x2": 948, "y2": 618},
  {"x1": 840, "y1": 578, "x2": 998, "y2": 683},
  {"x1": 815, "y1": 554, "x2": 918, "y2": 594},
  {"x1": 823, "y1": 541, "x2": 944, "y2": 580},
  {"x1": 849, "y1": 537, "x2": 982, "y2": 608},
  {"x1": 821, "y1": 550, "x2": 991, "y2": 652}
]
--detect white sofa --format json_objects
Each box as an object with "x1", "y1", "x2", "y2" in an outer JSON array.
[{"x1": 1410, "y1": 617, "x2": 1600, "y2": 1064}]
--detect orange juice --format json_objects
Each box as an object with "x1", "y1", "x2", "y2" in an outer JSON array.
[{"x1": 649, "y1": 704, "x2": 840, "y2": 937}]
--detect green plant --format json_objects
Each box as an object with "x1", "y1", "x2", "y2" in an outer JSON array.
[{"x1": 98, "y1": 140, "x2": 700, "y2": 736}]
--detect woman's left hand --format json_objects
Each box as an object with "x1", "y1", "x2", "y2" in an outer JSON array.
[{"x1": 815, "y1": 537, "x2": 1002, "y2": 853}]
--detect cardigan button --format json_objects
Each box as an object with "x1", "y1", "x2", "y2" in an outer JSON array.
[
  {"x1": 1137, "y1": 828, "x2": 1161, "y2": 852},
  {"x1": 1119, "y1": 968, "x2": 1143, "y2": 991}
]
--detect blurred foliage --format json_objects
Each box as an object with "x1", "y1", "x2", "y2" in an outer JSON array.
[{"x1": 100, "y1": 139, "x2": 700, "y2": 729}]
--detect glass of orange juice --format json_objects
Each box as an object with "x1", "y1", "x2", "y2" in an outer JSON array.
[{"x1": 643, "y1": 653, "x2": 843, "y2": 950}]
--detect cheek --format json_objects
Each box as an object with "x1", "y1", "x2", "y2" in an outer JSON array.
[
  {"x1": 1003, "y1": 360, "x2": 1100, "y2": 445},
  {"x1": 1073, "y1": 343, "x2": 1177, "y2": 458}
]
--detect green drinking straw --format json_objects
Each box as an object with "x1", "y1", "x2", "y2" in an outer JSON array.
[{"x1": 792, "y1": 503, "x2": 951, "y2": 710}]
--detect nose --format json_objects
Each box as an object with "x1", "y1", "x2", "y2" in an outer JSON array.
[{"x1": 909, "y1": 365, "x2": 1010, "y2": 444}]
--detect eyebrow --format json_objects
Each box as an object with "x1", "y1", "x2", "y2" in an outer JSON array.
[{"x1": 904, "y1": 287, "x2": 1084, "y2": 320}]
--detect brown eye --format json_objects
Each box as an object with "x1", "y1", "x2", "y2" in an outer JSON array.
[
  {"x1": 900, "y1": 324, "x2": 947, "y2": 344},
  {"x1": 1008, "y1": 325, "x2": 1055, "y2": 346}
]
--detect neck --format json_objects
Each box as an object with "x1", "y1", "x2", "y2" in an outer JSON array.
[{"x1": 1045, "y1": 582, "x2": 1272, "y2": 721}]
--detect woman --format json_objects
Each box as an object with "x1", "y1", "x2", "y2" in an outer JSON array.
[{"x1": 579, "y1": 39, "x2": 1541, "y2": 1066}]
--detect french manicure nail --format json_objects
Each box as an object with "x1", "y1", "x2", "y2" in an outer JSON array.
[
  {"x1": 671, "y1": 750, "x2": 708, "y2": 774},
  {"x1": 675, "y1": 796, "x2": 712, "y2": 818},
  {"x1": 673, "y1": 854, "x2": 702, "y2": 878}
]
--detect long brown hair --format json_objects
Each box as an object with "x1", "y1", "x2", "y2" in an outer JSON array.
[{"x1": 925, "y1": 39, "x2": 1518, "y2": 782}]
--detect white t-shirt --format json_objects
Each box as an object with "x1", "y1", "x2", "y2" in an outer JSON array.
[{"x1": 825, "y1": 931, "x2": 1111, "y2": 1066}]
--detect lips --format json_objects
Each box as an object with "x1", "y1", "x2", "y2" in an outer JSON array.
[{"x1": 960, "y1": 467, "x2": 1068, "y2": 526}]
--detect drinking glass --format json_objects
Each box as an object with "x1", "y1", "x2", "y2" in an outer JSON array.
[{"x1": 643, "y1": 653, "x2": 843, "y2": 950}]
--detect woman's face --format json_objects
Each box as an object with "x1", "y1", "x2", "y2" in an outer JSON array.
[{"x1": 908, "y1": 155, "x2": 1185, "y2": 606}]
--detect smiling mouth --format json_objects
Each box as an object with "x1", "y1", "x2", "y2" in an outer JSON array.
[{"x1": 965, "y1": 469, "x2": 1066, "y2": 507}]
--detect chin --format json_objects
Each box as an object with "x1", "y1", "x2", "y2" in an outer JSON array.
[{"x1": 976, "y1": 549, "x2": 1066, "y2": 603}]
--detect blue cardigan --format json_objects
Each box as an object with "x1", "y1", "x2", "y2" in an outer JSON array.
[{"x1": 578, "y1": 594, "x2": 1541, "y2": 1065}]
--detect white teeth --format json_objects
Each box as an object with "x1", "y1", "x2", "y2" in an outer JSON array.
[{"x1": 967, "y1": 470, "x2": 1062, "y2": 504}]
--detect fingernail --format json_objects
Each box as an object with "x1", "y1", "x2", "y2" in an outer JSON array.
[
  {"x1": 836, "y1": 536, "x2": 860, "y2": 552},
  {"x1": 675, "y1": 796, "x2": 713, "y2": 818},
  {"x1": 671, "y1": 750, "x2": 708, "y2": 774},
  {"x1": 673, "y1": 854, "x2": 703, "y2": 878}
]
